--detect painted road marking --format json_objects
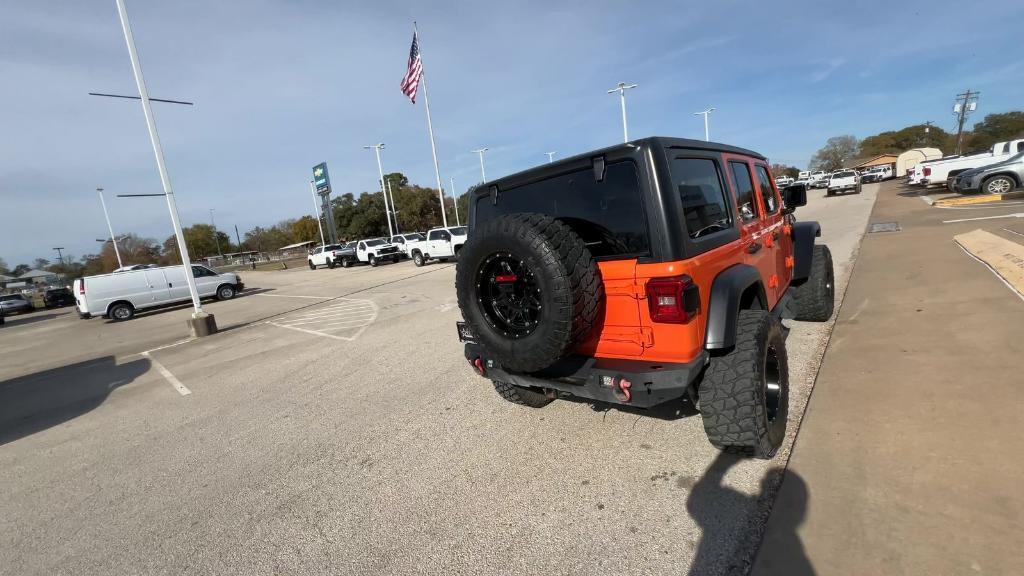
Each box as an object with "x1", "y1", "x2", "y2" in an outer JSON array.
[
  {"x1": 252, "y1": 293, "x2": 334, "y2": 300},
  {"x1": 141, "y1": 352, "x2": 192, "y2": 396},
  {"x1": 1003, "y1": 228, "x2": 1024, "y2": 239},
  {"x1": 942, "y1": 212, "x2": 1024, "y2": 224},
  {"x1": 934, "y1": 191, "x2": 1024, "y2": 207},
  {"x1": 953, "y1": 229, "x2": 1024, "y2": 303},
  {"x1": 267, "y1": 297, "x2": 378, "y2": 341}
]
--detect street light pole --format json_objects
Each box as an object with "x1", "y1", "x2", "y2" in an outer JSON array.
[
  {"x1": 209, "y1": 209, "x2": 222, "y2": 257},
  {"x1": 114, "y1": 0, "x2": 210, "y2": 333},
  {"x1": 693, "y1": 107, "x2": 715, "y2": 142},
  {"x1": 472, "y1": 148, "x2": 488, "y2": 182},
  {"x1": 364, "y1": 143, "x2": 394, "y2": 238},
  {"x1": 450, "y1": 175, "x2": 460, "y2": 226},
  {"x1": 385, "y1": 177, "x2": 400, "y2": 234},
  {"x1": 309, "y1": 180, "x2": 326, "y2": 247},
  {"x1": 545, "y1": 151, "x2": 556, "y2": 163},
  {"x1": 96, "y1": 187, "x2": 124, "y2": 269},
  {"x1": 607, "y1": 82, "x2": 637, "y2": 142}
]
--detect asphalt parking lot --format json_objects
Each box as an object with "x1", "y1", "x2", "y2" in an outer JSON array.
[{"x1": 1, "y1": 185, "x2": 878, "y2": 575}]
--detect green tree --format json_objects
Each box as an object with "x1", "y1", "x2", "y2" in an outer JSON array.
[
  {"x1": 0, "y1": 257, "x2": 8, "y2": 275},
  {"x1": 769, "y1": 164, "x2": 801, "y2": 179},
  {"x1": 809, "y1": 135, "x2": 860, "y2": 172},
  {"x1": 291, "y1": 215, "x2": 321, "y2": 243},
  {"x1": 966, "y1": 112, "x2": 1024, "y2": 152},
  {"x1": 168, "y1": 224, "x2": 232, "y2": 259},
  {"x1": 33, "y1": 258, "x2": 51, "y2": 270},
  {"x1": 11, "y1": 264, "x2": 30, "y2": 276},
  {"x1": 859, "y1": 124, "x2": 951, "y2": 156}
]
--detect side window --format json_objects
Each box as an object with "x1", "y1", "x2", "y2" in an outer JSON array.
[
  {"x1": 191, "y1": 266, "x2": 213, "y2": 278},
  {"x1": 672, "y1": 158, "x2": 733, "y2": 239},
  {"x1": 728, "y1": 161, "x2": 759, "y2": 222},
  {"x1": 754, "y1": 165, "x2": 780, "y2": 214},
  {"x1": 429, "y1": 230, "x2": 449, "y2": 241},
  {"x1": 358, "y1": 242, "x2": 365, "y2": 250},
  {"x1": 1018, "y1": 142, "x2": 1024, "y2": 153}
]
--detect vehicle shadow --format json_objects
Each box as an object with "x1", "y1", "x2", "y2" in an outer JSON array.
[
  {"x1": 686, "y1": 452, "x2": 814, "y2": 576},
  {"x1": 0, "y1": 356, "x2": 151, "y2": 446},
  {"x1": 2, "y1": 313, "x2": 62, "y2": 327}
]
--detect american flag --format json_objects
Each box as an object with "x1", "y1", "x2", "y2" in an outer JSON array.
[{"x1": 400, "y1": 32, "x2": 423, "y2": 103}]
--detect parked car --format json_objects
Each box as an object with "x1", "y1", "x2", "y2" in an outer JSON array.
[
  {"x1": 307, "y1": 244, "x2": 346, "y2": 269},
  {"x1": 774, "y1": 176, "x2": 794, "y2": 187},
  {"x1": 356, "y1": 238, "x2": 402, "y2": 267},
  {"x1": 0, "y1": 293, "x2": 34, "y2": 315},
  {"x1": 404, "y1": 226, "x2": 468, "y2": 266},
  {"x1": 455, "y1": 136, "x2": 834, "y2": 459},
  {"x1": 827, "y1": 170, "x2": 861, "y2": 196},
  {"x1": 44, "y1": 287, "x2": 75, "y2": 308},
  {"x1": 75, "y1": 265, "x2": 243, "y2": 321},
  {"x1": 861, "y1": 165, "x2": 893, "y2": 183},
  {"x1": 389, "y1": 233, "x2": 426, "y2": 258},
  {"x1": 951, "y1": 151, "x2": 1024, "y2": 195},
  {"x1": 920, "y1": 139, "x2": 1024, "y2": 186}
]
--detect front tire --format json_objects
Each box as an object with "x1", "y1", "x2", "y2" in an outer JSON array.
[
  {"x1": 308, "y1": 261, "x2": 316, "y2": 270},
  {"x1": 983, "y1": 175, "x2": 1015, "y2": 195},
  {"x1": 492, "y1": 380, "x2": 552, "y2": 408},
  {"x1": 412, "y1": 252, "x2": 425, "y2": 267},
  {"x1": 216, "y1": 284, "x2": 236, "y2": 301},
  {"x1": 369, "y1": 255, "x2": 378, "y2": 267},
  {"x1": 700, "y1": 310, "x2": 789, "y2": 459},
  {"x1": 791, "y1": 245, "x2": 835, "y2": 322},
  {"x1": 327, "y1": 259, "x2": 335, "y2": 269}
]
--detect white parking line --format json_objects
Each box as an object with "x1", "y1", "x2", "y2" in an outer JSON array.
[
  {"x1": 267, "y1": 322, "x2": 351, "y2": 340},
  {"x1": 252, "y1": 293, "x2": 334, "y2": 300},
  {"x1": 141, "y1": 352, "x2": 192, "y2": 396},
  {"x1": 278, "y1": 310, "x2": 376, "y2": 326},
  {"x1": 266, "y1": 297, "x2": 378, "y2": 341}
]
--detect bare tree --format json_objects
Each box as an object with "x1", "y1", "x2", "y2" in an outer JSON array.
[{"x1": 809, "y1": 135, "x2": 860, "y2": 172}]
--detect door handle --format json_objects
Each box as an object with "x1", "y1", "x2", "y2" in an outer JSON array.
[
  {"x1": 747, "y1": 242, "x2": 762, "y2": 254},
  {"x1": 168, "y1": 283, "x2": 173, "y2": 287}
]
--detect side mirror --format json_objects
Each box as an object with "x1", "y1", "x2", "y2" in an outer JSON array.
[{"x1": 782, "y1": 184, "x2": 807, "y2": 213}]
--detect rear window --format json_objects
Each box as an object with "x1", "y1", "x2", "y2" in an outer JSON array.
[
  {"x1": 475, "y1": 160, "x2": 649, "y2": 257},
  {"x1": 832, "y1": 171, "x2": 856, "y2": 178},
  {"x1": 449, "y1": 227, "x2": 467, "y2": 236}
]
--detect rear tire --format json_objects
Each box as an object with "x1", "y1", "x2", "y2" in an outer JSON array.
[
  {"x1": 327, "y1": 259, "x2": 335, "y2": 269},
  {"x1": 342, "y1": 258, "x2": 352, "y2": 268},
  {"x1": 492, "y1": 380, "x2": 552, "y2": 408},
  {"x1": 412, "y1": 252, "x2": 424, "y2": 267},
  {"x1": 791, "y1": 245, "x2": 834, "y2": 321},
  {"x1": 108, "y1": 302, "x2": 134, "y2": 322},
  {"x1": 700, "y1": 310, "x2": 788, "y2": 459}
]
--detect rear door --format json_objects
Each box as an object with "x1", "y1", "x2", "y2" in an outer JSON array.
[
  {"x1": 723, "y1": 154, "x2": 777, "y2": 308},
  {"x1": 144, "y1": 269, "x2": 170, "y2": 303},
  {"x1": 754, "y1": 164, "x2": 790, "y2": 298}
]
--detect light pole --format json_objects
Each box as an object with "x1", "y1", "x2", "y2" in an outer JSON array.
[
  {"x1": 472, "y1": 148, "x2": 488, "y2": 182},
  {"x1": 96, "y1": 187, "x2": 124, "y2": 269},
  {"x1": 450, "y1": 175, "x2": 460, "y2": 226},
  {"x1": 694, "y1": 107, "x2": 715, "y2": 142},
  {"x1": 209, "y1": 209, "x2": 222, "y2": 257},
  {"x1": 309, "y1": 180, "x2": 326, "y2": 247},
  {"x1": 113, "y1": 0, "x2": 213, "y2": 335},
  {"x1": 363, "y1": 143, "x2": 394, "y2": 238},
  {"x1": 545, "y1": 151, "x2": 556, "y2": 163},
  {"x1": 607, "y1": 82, "x2": 637, "y2": 142},
  {"x1": 96, "y1": 236, "x2": 128, "y2": 269},
  {"x1": 385, "y1": 177, "x2": 400, "y2": 234}
]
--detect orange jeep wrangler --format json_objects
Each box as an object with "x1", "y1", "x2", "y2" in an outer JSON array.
[{"x1": 455, "y1": 137, "x2": 834, "y2": 458}]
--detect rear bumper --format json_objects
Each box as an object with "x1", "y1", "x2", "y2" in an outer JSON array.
[{"x1": 462, "y1": 341, "x2": 707, "y2": 409}]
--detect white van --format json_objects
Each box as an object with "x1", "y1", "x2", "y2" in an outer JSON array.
[{"x1": 74, "y1": 265, "x2": 243, "y2": 321}]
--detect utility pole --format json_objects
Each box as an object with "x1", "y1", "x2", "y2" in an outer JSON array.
[
  {"x1": 450, "y1": 175, "x2": 460, "y2": 226},
  {"x1": 52, "y1": 247, "x2": 65, "y2": 268},
  {"x1": 694, "y1": 107, "x2": 715, "y2": 142},
  {"x1": 96, "y1": 187, "x2": 124, "y2": 269},
  {"x1": 472, "y1": 148, "x2": 488, "y2": 182},
  {"x1": 386, "y1": 177, "x2": 400, "y2": 234},
  {"x1": 114, "y1": 0, "x2": 213, "y2": 335},
  {"x1": 364, "y1": 143, "x2": 394, "y2": 238},
  {"x1": 607, "y1": 82, "x2": 637, "y2": 142},
  {"x1": 545, "y1": 151, "x2": 556, "y2": 164},
  {"x1": 233, "y1": 224, "x2": 242, "y2": 252},
  {"x1": 953, "y1": 89, "x2": 979, "y2": 155},
  {"x1": 309, "y1": 180, "x2": 326, "y2": 247},
  {"x1": 921, "y1": 121, "x2": 933, "y2": 147},
  {"x1": 209, "y1": 209, "x2": 222, "y2": 257}
]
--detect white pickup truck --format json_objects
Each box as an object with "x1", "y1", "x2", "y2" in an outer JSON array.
[
  {"x1": 827, "y1": 170, "x2": 861, "y2": 196},
  {"x1": 404, "y1": 226, "x2": 468, "y2": 267},
  {"x1": 356, "y1": 238, "x2": 402, "y2": 267},
  {"x1": 308, "y1": 244, "x2": 346, "y2": 269},
  {"x1": 920, "y1": 140, "x2": 1024, "y2": 187}
]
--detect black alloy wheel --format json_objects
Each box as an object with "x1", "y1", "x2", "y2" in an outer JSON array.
[{"x1": 476, "y1": 253, "x2": 542, "y2": 339}]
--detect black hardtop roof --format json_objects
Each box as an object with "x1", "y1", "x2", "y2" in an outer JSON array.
[{"x1": 480, "y1": 136, "x2": 766, "y2": 191}]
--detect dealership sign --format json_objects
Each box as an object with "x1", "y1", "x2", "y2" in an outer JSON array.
[{"x1": 313, "y1": 162, "x2": 331, "y2": 195}]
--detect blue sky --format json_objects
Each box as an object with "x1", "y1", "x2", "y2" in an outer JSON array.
[{"x1": 2, "y1": 0, "x2": 1022, "y2": 266}]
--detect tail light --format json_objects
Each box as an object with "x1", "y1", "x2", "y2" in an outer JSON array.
[
  {"x1": 924, "y1": 167, "x2": 931, "y2": 176},
  {"x1": 646, "y1": 275, "x2": 700, "y2": 323},
  {"x1": 78, "y1": 280, "x2": 85, "y2": 296}
]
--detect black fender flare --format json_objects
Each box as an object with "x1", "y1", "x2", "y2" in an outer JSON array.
[
  {"x1": 791, "y1": 221, "x2": 821, "y2": 283},
  {"x1": 705, "y1": 264, "x2": 767, "y2": 350}
]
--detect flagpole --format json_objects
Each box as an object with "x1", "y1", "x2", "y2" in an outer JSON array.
[{"x1": 413, "y1": 22, "x2": 448, "y2": 228}]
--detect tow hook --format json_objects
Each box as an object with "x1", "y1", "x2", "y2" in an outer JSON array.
[
  {"x1": 471, "y1": 357, "x2": 486, "y2": 376},
  {"x1": 613, "y1": 377, "x2": 632, "y2": 403}
]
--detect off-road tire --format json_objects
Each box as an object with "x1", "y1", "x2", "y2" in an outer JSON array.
[
  {"x1": 456, "y1": 213, "x2": 602, "y2": 373},
  {"x1": 492, "y1": 380, "x2": 552, "y2": 408},
  {"x1": 791, "y1": 244, "x2": 834, "y2": 322},
  {"x1": 983, "y1": 175, "x2": 1015, "y2": 195},
  {"x1": 700, "y1": 310, "x2": 789, "y2": 459}
]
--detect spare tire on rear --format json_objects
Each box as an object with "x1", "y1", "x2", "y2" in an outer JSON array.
[{"x1": 456, "y1": 213, "x2": 603, "y2": 373}]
